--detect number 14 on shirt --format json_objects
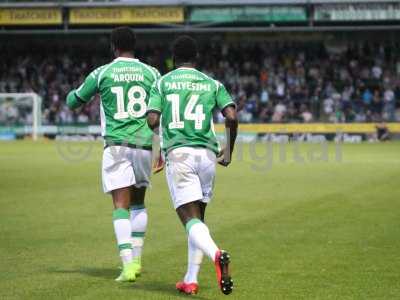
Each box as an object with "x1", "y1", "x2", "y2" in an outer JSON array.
[{"x1": 167, "y1": 94, "x2": 205, "y2": 130}]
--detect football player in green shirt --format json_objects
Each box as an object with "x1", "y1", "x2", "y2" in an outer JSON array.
[
  {"x1": 66, "y1": 27, "x2": 160, "y2": 283},
  {"x1": 147, "y1": 36, "x2": 238, "y2": 295}
]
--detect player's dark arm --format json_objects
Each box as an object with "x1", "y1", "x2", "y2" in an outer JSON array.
[
  {"x1": 147, "y1": 110, "x2": 164, "y2": 174},
  {"x1": 223, "y1": 105, "x2": 238, "y2": 156},
  {"x1": 147, "y1": 111, "x2": 161, "y2": 133},
  {"x1": 66, "y1": 90, "x2": 86, "y2": 110},
  {"x1": 219, "y1": 105, "x2": 238, "y2": 165}
]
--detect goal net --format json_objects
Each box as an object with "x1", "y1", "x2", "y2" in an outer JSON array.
[{"x1": 0, "y1": 93, "x2": 42, "y2": 141}]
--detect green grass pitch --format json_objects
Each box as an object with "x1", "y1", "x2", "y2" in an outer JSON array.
[{"x1": 1, "y1": 141, "x2": 400, "y2": 299}]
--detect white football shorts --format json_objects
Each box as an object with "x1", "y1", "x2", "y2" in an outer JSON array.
[
  {"x1": 166, "y1": 147, "x2": 216, "y2": 209},
  {"x1": 102, "y1": 146, "x2": 152, "y2": 193}
]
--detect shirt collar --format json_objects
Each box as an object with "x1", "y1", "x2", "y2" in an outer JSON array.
[
  {"x1": 114, "y1": 57, "x2": 139, "y2": 62},
  {"x1": 177, "y1": 67, "x2": 195, "y2": 70}
]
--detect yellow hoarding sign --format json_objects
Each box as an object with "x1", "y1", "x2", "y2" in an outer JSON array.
[
  {"x1": 69, "y1": 7, "x2": 183, "y2": 25},
  {"x1": 0, "y1": 8, "x2": 62, "y2": 25},
  {"x1": 214, "y1": 123, "x2": 400, "y2": 133}
]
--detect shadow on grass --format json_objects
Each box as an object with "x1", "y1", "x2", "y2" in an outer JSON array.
[
  {"x1": 123, "y1": 280, "x2": 211, "y2": 300},
  {"x1": 49, "y1": 267, "x2": 212, "y2": 299},
  {"x1": 49, "y1": 267, "x2": 116, "y2": 280}
]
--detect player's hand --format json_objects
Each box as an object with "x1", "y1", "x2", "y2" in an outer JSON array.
[
  {"x1": 152, "y1": 150, "x2": 165, "y2": 174},
  {"x1": 217, "y1": 148, "x2": 231, "y2": 167}
]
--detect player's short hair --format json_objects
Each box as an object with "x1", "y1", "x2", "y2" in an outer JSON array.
[
  {"x1": 172, "y1": 35, "x2": 198, "y2": 64},
  {"x1": 110, "y1": 27, "x2": 136, "y2": 52}
]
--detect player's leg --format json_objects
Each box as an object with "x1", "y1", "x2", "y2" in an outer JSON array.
[
  {"x1": 178, "y1": 199, "x2": 207, "y2": 292},
  {"x1": 111, "y1": 187, "x2": 136, "y2": 282},
  {"x1": 177, "y1": 201, "x2": 218, "y2": 264},
  {"x1": 166, "y1": 148, "x2": 231, "y2": 294},
  {"x1": 165, "y1": 148, "x2": 203, "y2": 294},
  {"x1": 176, "y1": 202, "x2": 232, "y2": 295},
  {"x1": 182, "y1": 201, "x2": 206, "y2": 285},
  {"x1": 181, "y1": 148, "x2": 219, "y2": 263},
  {"x1": 102, "y1": 146, "x2": 137, "y2": 282},
  {"x1": 183, "y1": 201, "x2": 206, "y2": 284},
  {"x1": 129, "y1": 186, "x2": 147, "y2": 276},
  {"x1": 199, "y1": 202, "x2": 207, "y2": 222},
  {"x1": 198, "y1": 148, "x2": 233, "y2": 295},
  {"x1": 174, "y1": 201, "x2": 204, "y2": 294},
  {"x1": 128, "y1": 148, "x2": 152, "y2": 277}
]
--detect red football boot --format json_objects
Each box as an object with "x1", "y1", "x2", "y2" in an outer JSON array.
[
  {"x1": 176, "y1": 281, "x2": 199, "y2": 295},
  {"x1": 214, "y1": 250, "x2": 233, "y2": 295}
]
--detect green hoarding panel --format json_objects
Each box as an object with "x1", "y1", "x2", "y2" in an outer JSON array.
[{"x1": 190, "y1": 6, "x2": 307, "y2": 23}]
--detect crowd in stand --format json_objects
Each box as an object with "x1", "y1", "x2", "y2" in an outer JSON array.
[{"x1": 1, "y1": 39, "x2": 400, "y2": 125}]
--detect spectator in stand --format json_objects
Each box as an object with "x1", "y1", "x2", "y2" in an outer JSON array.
[
  {"x1": 272, "y1": 101, "x2": 287, "y2": 122},
  {"x1": 300, "y1": 104, "x2": 313, "y2": 123},
  {"x1": 362, "y1": 88, "x2": 373, "y2": 107},
  {"x1": 1, "y1": 39, "x2": 399, "y2": 125},
  {"x1": 383, "y1": 86, "x2": 396, "y2": 121},
  {"x1": 371, "y1": 90, "x2": 383, "y2": 121}
]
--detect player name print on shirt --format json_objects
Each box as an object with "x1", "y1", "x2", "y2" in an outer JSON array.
[
  {"x1": 165, "y1": 81, "x2": 211, "y2": 92},
  {"x1": 112, "y1": 73, "x2": 145, "y2": 83}
]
